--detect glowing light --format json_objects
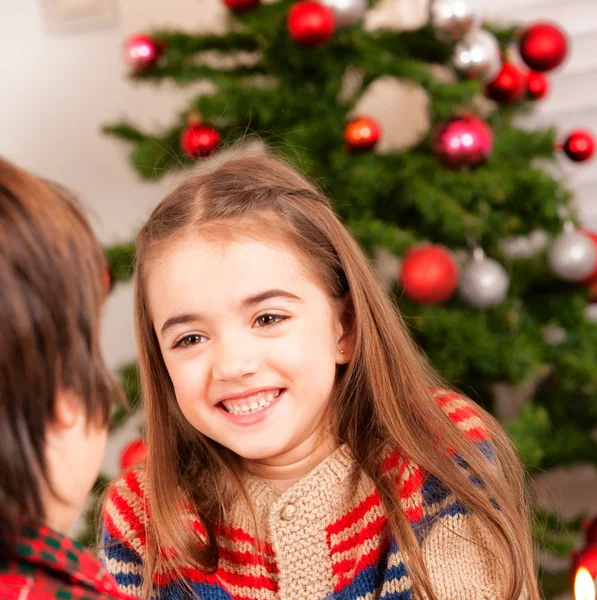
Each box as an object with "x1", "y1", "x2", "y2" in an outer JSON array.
[{"x1": 575, "y1": 567, "x2": 596, "y2": 600}]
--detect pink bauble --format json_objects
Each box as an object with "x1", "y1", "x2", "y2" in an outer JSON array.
[
  {"x1": 123, "y1": 34, "x2": 160, "y2": 71},
  {"x1": 433, "y1": 115, "x2": 494, "y2": 169}
]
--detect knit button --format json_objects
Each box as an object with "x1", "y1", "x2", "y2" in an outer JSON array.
[{"x1": 280, "y1": 502, "x2": 297, "y2": 521}]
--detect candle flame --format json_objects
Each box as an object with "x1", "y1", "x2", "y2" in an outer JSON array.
[{"x1": 575, "y1": 567, "x2": 596, "y2": 600}]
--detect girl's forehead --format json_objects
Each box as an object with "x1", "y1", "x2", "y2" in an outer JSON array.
[{"x1": 147, "y1": 236, "x2": 319, "y2": 301}]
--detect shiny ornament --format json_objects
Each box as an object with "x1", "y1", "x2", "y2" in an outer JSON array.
[
  {"x1": 433, "y1": 115, "x2": 493, "y2": 169},
  {"x1": 485, "y1": 62, "x2": 526, "y2": 104},
  {"x1": 223, "y1": 0, "x2": 260, "y2": 11},
  {"x1": 287, "y1": 1, "x2": 335, "y2": 46},
  {"x1": 548, "y1": 224, "x2": 597, "y2": 282},
  {"x1": 320, "y1": 0, "x2": 366, "y2": 29},
  {"x1": 344, "y1": 117, "x2": 381, "y2": 151},
  {"x1": 526, "y1": 71, "x2": 549, "y2": 100},
  {"x1": 452, "y1": 28, "x2": 501, "y2": 81},
  {"x1": 180, "y1": 124, "x2": 221, "y2": 158},
  {"x1": 120, "y1": 438, "x2": 148, "y2": 470},
  {"x1": 429, "y1": 0, "x2": 476, "y2": 41},
  {"x1": 519, "y1": 22, "x2": 568, "y2": 72},
  {"x1": 563, "y1": 130, "x2": 595, "y2": 163},
  {"x1": 123, "y1": 34, "x2": 161, "y2": 71},
  {"x1": 459, "y1": 249, "x2": 509, "y2": 308},
  {"x1": 400, "y1": 246, "x2": 459, "y2": 305}
]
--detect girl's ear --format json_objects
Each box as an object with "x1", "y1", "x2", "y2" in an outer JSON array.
[{"x1": 335, "y1": 294, "x2": 355, "y2": 365}]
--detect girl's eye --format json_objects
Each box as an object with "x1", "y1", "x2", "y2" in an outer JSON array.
[
  {"x1": 174, "y1": 334, "x2": 206, "y2": 348},
  {"x1": 255, "y1": 314, "x2": 287, "y2": 328}
]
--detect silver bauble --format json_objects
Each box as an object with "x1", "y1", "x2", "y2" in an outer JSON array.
[
  {"x1": 452, "y1": 28, "x2": 501, "y2": 81},
  {"x1": 548, "y1": 226, "x2": 596, "y2": 282},
  {"x1": 430, "y1": 0, "x2": 476, "y2": 41},
  {"x1": 321, "y1": 0, "x2": 367, "y2": 29},
  {"x1": 459, "y1": 250, "x2": 509, "y2": 308}
]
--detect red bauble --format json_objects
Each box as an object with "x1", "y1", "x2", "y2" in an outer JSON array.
[
  {"x1": 485, "y1": 62, "x2": 526, "y2": 104},
  {"x1": 519, "y1": 22, "x2": 568, "y2": 72},
  {"x1": 120, "y1": 439, "x2": 148, "y2": 470},
  {"x1": 344, "y1": 117, "x2": 381, "y2": 151},
  {"x1": 400, "y1": 246, "x2": 459, "y2": 305},
  {"x1": 180, "y1": 124, "x2": 221, "y2": 158},
  {"x1": 123, "y1": 34, "x2": 161, "y2": 71},
  {"x1": 563, "y1": 130, "x2": 595, "y2": 163},
  {"x1": 287, "y1": 1, "x2": 335, "y2": 46},
  {"x1": 526, "y1": 71, "x2": 549, "y2": 100},
  {"x1": 223, "y1": 0, "x2": 260, "y2": 12},
  {"x1": 433, "y1": 115, "x2": 494, "y2": 169}
]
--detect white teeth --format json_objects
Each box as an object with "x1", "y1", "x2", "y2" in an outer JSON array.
[{"x1": 221, "y1": 390, "x2": 282, "y2": 416}]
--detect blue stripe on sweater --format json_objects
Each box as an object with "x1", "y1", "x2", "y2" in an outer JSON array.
[
  {"x1": 327, "y1": 559, "x2": 412, "y2": 599},
  {"x1": 102, "y1": 531, "x2": 144, "y2": 565},
  {"x1": 102, "y1": 530, "x2": 144, "y2": 591},
  {"x1": 331, "y1": 539, "x2": 410, "y2": 600},
  {"x1": 158, "y1": 581, "x2": 233, "y2": 600}
]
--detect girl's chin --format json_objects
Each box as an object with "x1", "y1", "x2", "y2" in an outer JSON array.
[{"x1": 230, "y1": 439, "x2": 294, "y2": 463}]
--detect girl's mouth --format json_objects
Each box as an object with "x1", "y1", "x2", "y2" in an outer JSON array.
[{"x1": 219, "y1": 389, "x2": 284, "y2": 416}]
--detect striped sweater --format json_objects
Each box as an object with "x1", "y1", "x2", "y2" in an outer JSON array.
[{"x1": 102, "y1": 392, "x2": 509, "y2": 600}]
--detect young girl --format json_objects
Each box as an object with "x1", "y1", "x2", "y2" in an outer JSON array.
[
  {"x1": 0, "y1": 158, "x2": 130, "y2": 599},
  {"x1": 103, "y1": 155, "x2": 538, "y2": 600}
]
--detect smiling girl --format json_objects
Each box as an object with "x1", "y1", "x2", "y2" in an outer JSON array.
[{"x1": 103, "y1": 155, "x2": 538, "y2": 600}]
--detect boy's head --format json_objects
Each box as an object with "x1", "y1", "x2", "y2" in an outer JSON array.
[{"x1": 0, "y1": 158, "x2": 115, "y2": 537}]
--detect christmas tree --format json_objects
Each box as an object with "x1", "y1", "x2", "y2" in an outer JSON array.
[{"x1": 98, "y1": 1, "x2": 597, "y2": 596}]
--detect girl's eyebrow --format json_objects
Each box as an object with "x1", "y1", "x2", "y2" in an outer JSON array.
[
  {"x1": 159, "y1": 289, "x2": 302, "y2": 337},
  {"x1": 240, "y1": 288, "x2": 303, "y2": 308},
  {"x1": 160, "y1": 313, "x2": 200, "y2": 337}
]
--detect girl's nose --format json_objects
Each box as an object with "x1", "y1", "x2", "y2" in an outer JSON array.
[{"x1": 212, "y1": 339, "x2": 259, "y2": 382}]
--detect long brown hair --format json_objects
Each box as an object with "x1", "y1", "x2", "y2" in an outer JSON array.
[
  {"x1": 134, "y1": 154, "x2": 539, "y2": 600},
  {"x1": 0, "y1": 158, "x2": 116, "y2": 540}
]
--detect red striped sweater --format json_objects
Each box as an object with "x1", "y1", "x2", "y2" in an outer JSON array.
[{"x1": 102, "y1": 392, "x2": 514, "y2": 600}]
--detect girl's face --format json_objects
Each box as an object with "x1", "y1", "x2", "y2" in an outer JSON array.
[{"x1": 148, "y1": 236, "x2": 350, "y2": 462}]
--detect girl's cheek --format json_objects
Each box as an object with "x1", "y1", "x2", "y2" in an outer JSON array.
[{"x1": 169, "y1": 360, "x2": 207, "y2": 398}]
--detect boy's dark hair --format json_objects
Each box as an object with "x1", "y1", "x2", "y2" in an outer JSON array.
[{"x1": 0, "y1": 158, "x2": 116, "y2": 540}]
